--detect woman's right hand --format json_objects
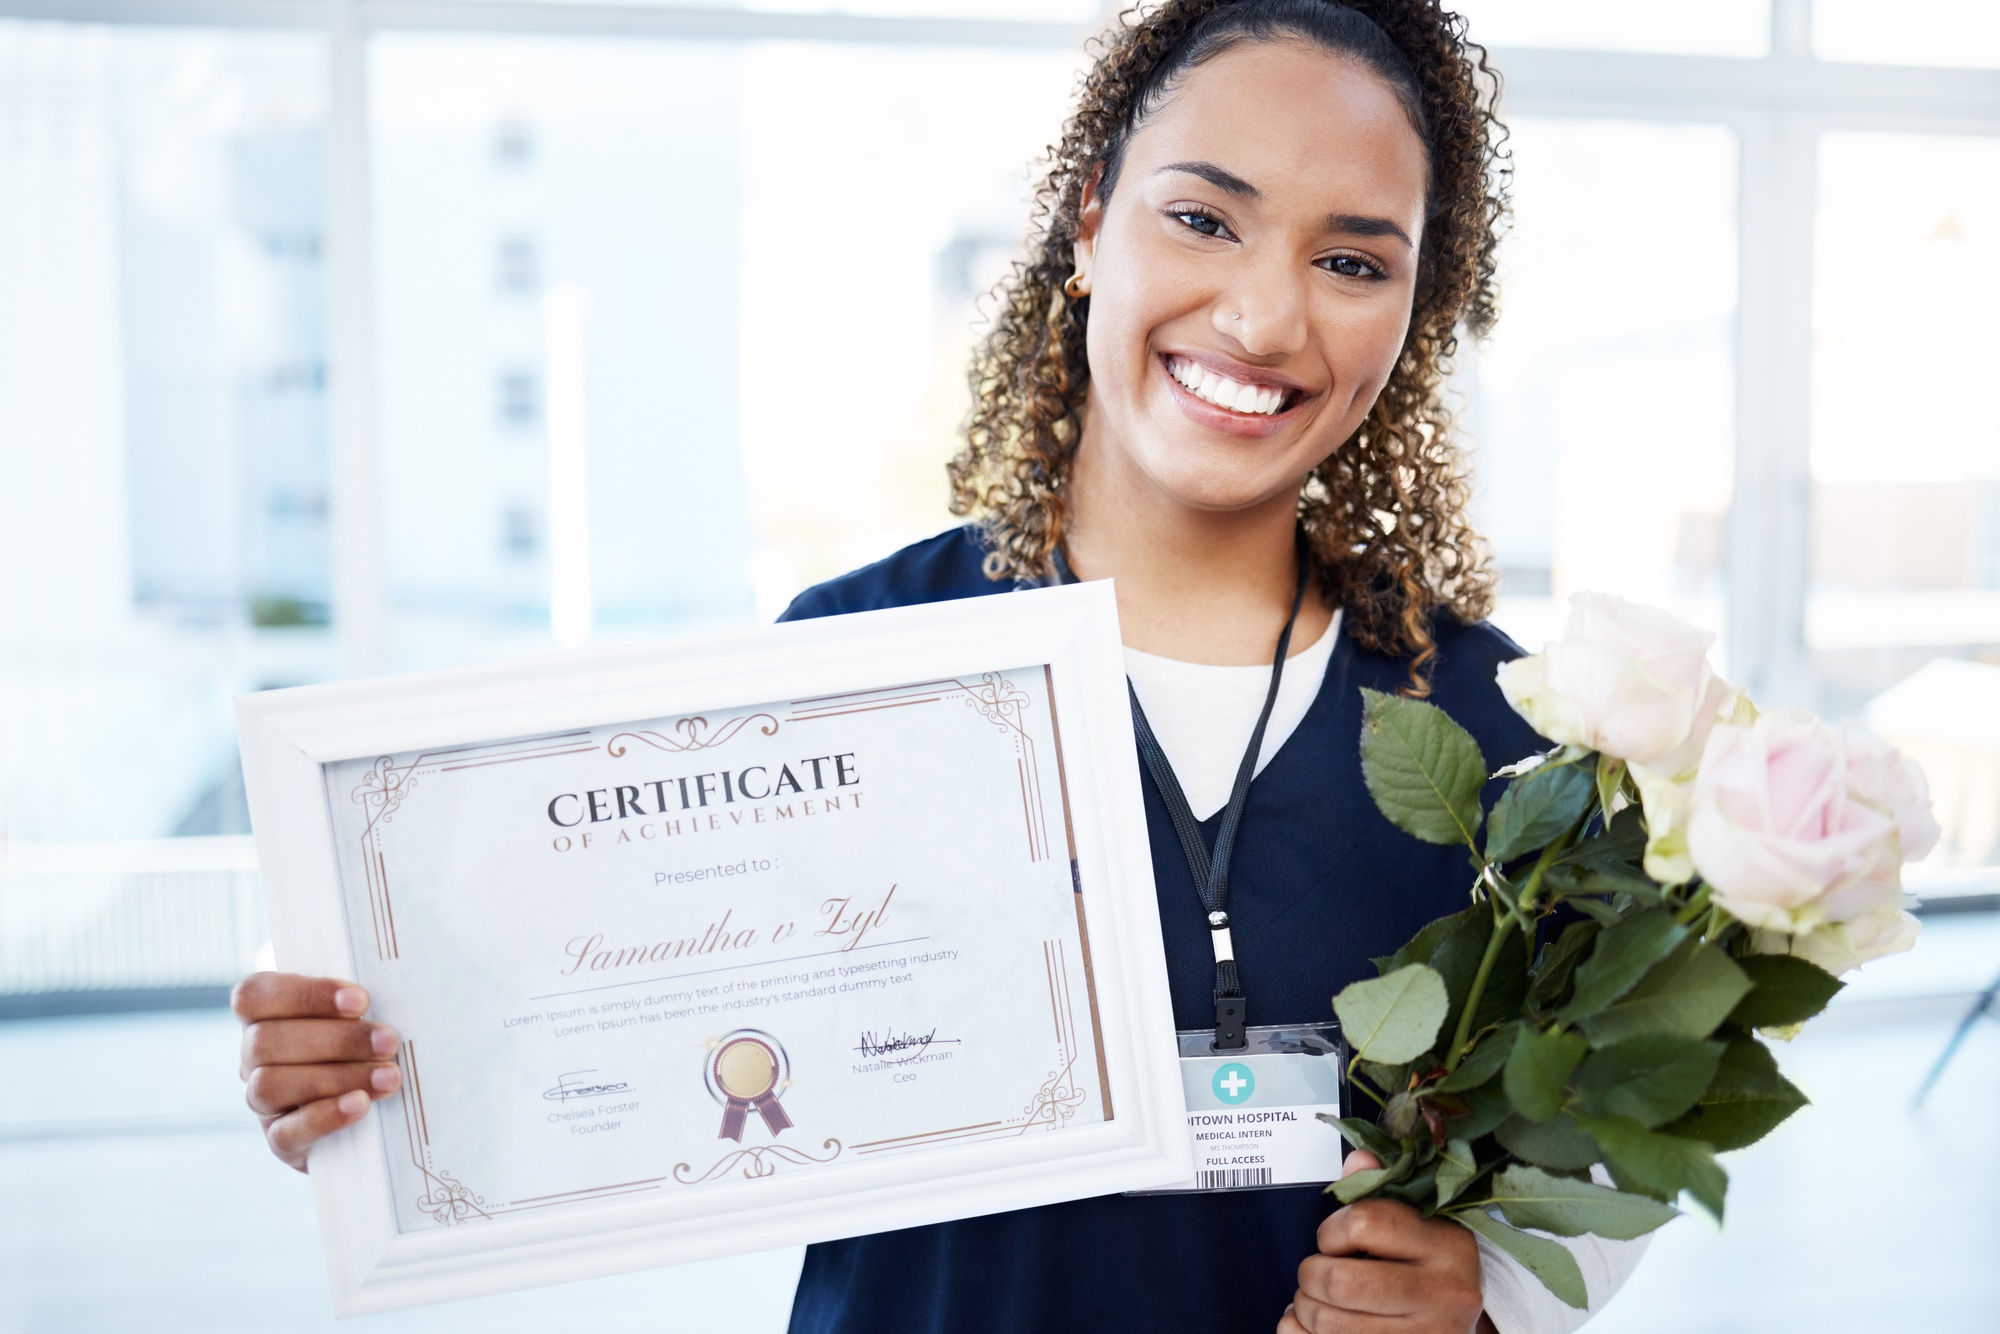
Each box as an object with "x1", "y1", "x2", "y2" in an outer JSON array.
[{"x1": 231, "y1": 972, "x2": 402, "y2": 1173}]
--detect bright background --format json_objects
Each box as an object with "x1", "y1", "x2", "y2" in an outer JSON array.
[{"x1": 2, "y1": 1, "x2": 1998, "y2": 1330}]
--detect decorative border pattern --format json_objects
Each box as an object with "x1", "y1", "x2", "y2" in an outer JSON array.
[
  {"x1": 671, "y1": 1139, "x2": 845, "y2": 1185},
  {"x1": 608, "y1": 713, "x2": 779, "y2": 757},
  {"x1": 351, "y1": 733, "x2": 596, "y2": 960},
  {"x1": 399, "y1": 1040, "x2": 490, "y2": 1224}
]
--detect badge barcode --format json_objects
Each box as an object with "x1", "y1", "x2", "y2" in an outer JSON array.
[{"x1": 1197, "y1": 1167, "x2": 1272, "y2": 1190}]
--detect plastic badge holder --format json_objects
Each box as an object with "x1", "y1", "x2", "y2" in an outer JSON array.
[{"x1": 1129, "y1": 1021, "x2": 1351, "y2": 1194}]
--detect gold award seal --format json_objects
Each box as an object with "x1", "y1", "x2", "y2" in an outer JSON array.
[{"x1": 706, "y1": 1030, "x2": 794, "y2": 1142}]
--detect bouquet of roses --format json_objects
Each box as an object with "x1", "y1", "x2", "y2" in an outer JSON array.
[{"x1": 1325, "y1": 593, "x2": 1939, "y2": 1308}]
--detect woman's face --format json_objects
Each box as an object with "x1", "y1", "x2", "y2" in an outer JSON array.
[{"x1": 1073, "y1": 39, "x2": 1430, "y2": 514}]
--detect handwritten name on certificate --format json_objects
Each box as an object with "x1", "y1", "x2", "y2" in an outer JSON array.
[{"x1": 322, "y1": 667, "x2": 1111, "y2": 1233}]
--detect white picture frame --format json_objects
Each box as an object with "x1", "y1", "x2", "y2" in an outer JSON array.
[{"x1": 235, "y1": 581, "x2": 1188, "y2": 1315}]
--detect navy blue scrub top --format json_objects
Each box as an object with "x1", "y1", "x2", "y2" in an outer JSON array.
[{"x1": 777, "y1": 526, "x2": 1542, "y2": 1334}]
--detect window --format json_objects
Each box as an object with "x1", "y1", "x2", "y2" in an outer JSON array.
[
  {"x1": 1449, "y1": 0, "x2": 1770, "y2": 58},
  {"x1": 0, "y1": 22, "x2": 328, "y2": 845},
  {"x1": 496, "y1": 366, "x2": 542, "y2": 429},
  {"x1": 501, "y1": 503, "x2": 541, "y2": 557},
  {"x1": 1816, "y1": 0, "x2": 2000, "y2": 68},
  {"x1": 497, "y1": 234, "x2": 541, "y2": 294},
  {"x1": 1475, "y1": 119, "x2": 1739, "y2": 652}
]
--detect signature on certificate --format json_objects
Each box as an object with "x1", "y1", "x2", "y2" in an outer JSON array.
[
  {"x1": 541, "y1": 1069, "x2": 633, "y2": 1102},
  {"x1": 854, "y1": 1027, "x2": 963, "y2": 1064}
]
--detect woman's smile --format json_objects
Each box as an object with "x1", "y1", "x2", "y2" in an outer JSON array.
[{"x1": 1158, "y1": 351, "x2": 1311, "y2": 437}]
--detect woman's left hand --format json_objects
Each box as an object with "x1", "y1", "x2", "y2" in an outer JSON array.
[{"x1": 1279, "y1": 1151, "x2": 1494, "y2": 1334}]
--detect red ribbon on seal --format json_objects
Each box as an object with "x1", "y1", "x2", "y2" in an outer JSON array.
[{"x1": 718, "y1": 1087, "x2": 794, "y2": 1141}]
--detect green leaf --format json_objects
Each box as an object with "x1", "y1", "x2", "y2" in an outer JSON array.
[
  {"x1": 1435, "y1": 1137, "x2": 1479, "y2": 1206},
  {"x1": 1496, "y1": 1111, "x2": 1600, "y2": 1170},
  {"x1": 1377, "y1": 906, "x2": 1478, "y2": 978},
  {"x1": 1565, "y1": 897, "x2": 1623, "y2": 926},
  {"x1": 1330, "y1": 1150, "x2": 1411, "y2": 1203},
  {"x1": 1662, "y1": 1037, "x2": 1808, "y2": 1151},
  {"x1": 1505, "y1": 1024, "x2": 1589, "y2": 1121},
  {"x1": 1727, "y1": 954, "x2": 1845, "y2": 1030},
  {"x1": 1544, "y1": 863, "x2": 1661, "y2": 902},
  {"x1": 1575, "y1": 1114, "x2": 1729, "y2": 1222},
  {"x1": 1435, "y1": 1025, "x2": 1514, "y2": 1092},
  {"x1": 1358, "y1": 1062, "x2": 1410, "y2": 1097},
  {"x1": 1323, "y1": 1115, "x2": 1398, "y2": 1160},
  {"x1": 1384, "y1": 1090, "x2": 1424, "y2": 1139},
  {"x1": 1359, "y1": 688, "x2": 1488, "y2": 848},
  {"x1": 1574, "y1": 1034, "x2": 1724, "y2": 1128},
  {"x1": 1551, "y1": 804, "x2": 1647, "y2": 871},
  {"x1": 1447, "y1": 1078, "x2": 1515, "y2": 1141},
  {"x1": 1580, "y1": 941, "x2": 1753, "y2": 1046},
  {"x1": 1529, "y1": 920, "x2": 1599, "y2": 1009},
  {"x1": 1381, "y1": 1160, "x2": 1442, "y2": 1207},
  {"x1": 1334, "y1": 964, "x2": 1450, "y2": 1065},
  {"x1": 1453, "y1": 1209, "x2": 1588, "y2": 1310},
  {"x1": 1559, "y1": 909, "x2": 1688, "y2": 1020},
  {"x1": 1595, "y1": 756, "x2": 1628, "y2": 827},
  {"x1": 1486, "y1": 760, "x2": 1596, "y2": 864},
  {"x1": 1484, "y1": 1163, "x2": 1679, "y2": 1240}
]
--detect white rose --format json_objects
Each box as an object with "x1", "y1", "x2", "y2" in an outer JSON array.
[
  {"x1": 1686, "y1": 711, "x2": 1900, "y2": 932},
  {"x1": 1497, "y1": 592, "x2": 1737, "y2": 771},
  {"x1": 1751, "y1": 903, "x2": 1921, "y2": 977},
  {"x1": 1497, "y1": 594, "x2": 1742, "y2": 883}
]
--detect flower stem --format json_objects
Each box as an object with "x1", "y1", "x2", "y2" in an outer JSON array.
[
  {"x1": 1674, "y1": 881, "x2": 1713, "y2": 927},
  {"x1": 1444, "y1": 897, "x2": 1513, "y2": 1072}
]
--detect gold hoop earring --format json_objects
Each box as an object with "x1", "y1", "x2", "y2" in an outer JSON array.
[{"x1": 1064, "y1": 273, "x2": 1088, "y2": 299}]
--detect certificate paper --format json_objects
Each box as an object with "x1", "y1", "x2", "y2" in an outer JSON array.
[
  {"x1": 237, "y1": 584, "x2": 1187, "y2": 1313},
  {"x1": 327, "y1": 666, "x2": 1110, "y2": 1230}
]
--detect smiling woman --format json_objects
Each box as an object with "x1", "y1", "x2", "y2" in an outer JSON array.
[
  {"x1": 954, "y1": 0, "x2": 1505, "y2": 684},
  {"x1": 231, "y1": 4, "x2": 1624, "y2": 1333}
]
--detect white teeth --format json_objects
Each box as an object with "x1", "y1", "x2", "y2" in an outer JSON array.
[{"x1": 1167, "y1": 356, "x2": 1287, "y2": 416}]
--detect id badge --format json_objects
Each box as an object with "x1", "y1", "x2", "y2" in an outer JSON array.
[{"x1": 1128, "y1": 1022, "x2": 1350, "y2": 1194}]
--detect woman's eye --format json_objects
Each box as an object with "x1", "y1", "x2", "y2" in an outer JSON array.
[
  {"x1": 1322, "y1": 254, "x2": 1384, "y2": 280},
  {"x1": 1174, "y1": 210, "x2": 1230, "y2": 239}
]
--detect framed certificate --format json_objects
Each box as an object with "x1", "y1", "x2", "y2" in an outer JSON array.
[{"x1": 235, "y1": 582, "x2": 1188, "y2": 1315}]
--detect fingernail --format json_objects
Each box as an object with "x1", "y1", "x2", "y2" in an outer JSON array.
[
  {"x1": 371, "y1": 1066, "x2": 401, "y2": 1094},
  {"x1": 370, "y1": 1026, "x2": 399, "y2": 1057},
  {"x1": 334, "y1": 987, "x2": 367, "y2": 1015},
  {"x1": 337, "y1": 1090, "x2": 368, "y2": 1116}
]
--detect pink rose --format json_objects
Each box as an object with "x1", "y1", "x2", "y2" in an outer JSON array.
[
  {"x1": 1844, "y1": 732, "x2": 1942, "y2": 863},
  {"x1": 1686, "y1": 711, "x2": 1900, "y2": 932}
]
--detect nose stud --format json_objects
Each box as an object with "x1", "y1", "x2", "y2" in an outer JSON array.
[{"x1": 1231, "y1": 312, "x2": 1242, "y2": 321}]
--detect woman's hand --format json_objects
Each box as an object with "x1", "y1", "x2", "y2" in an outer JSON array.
[
  {"x1": 232, "y1": 972, "x2": 402, "y2": 1173},
  {"x1": 1280, "y1": 1152, "x2": 1494, "y2": 1334}
]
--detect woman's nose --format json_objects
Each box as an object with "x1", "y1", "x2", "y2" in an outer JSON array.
[{"x1": 1211, "y1": 260, "x2": 1308, "y2": 358}]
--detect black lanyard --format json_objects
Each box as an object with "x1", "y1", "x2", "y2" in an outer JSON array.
[{"x1": 1054, "y1": 537, "x2": 1309, "y2": 1051}]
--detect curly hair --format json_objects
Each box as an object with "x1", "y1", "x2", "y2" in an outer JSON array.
[{"x1": 946, "y1": 0, "x2": 1509, "y2": 689}]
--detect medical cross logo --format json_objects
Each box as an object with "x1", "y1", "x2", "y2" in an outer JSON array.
[{"x1": 1211, "y1": 1062, "x2": 1254, "y2": 1105}]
